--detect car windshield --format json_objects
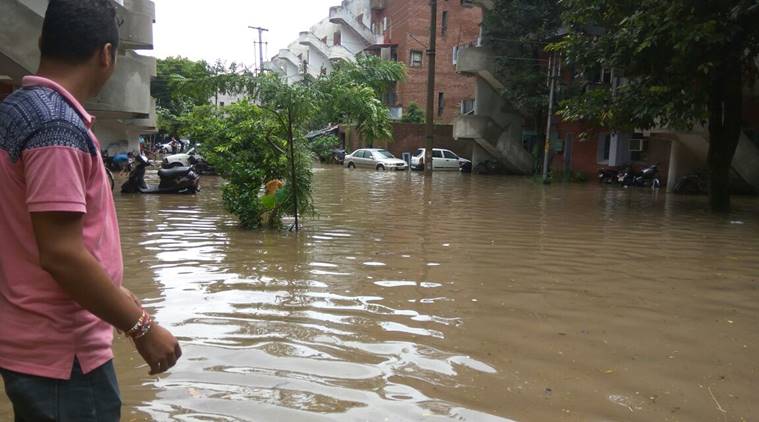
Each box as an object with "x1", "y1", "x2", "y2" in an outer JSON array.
[
  {"x1": 375, "y1": 150, "x2": 395, "y2": 159},
  {"x1": 414, "y1": 149, "x2": 423, "y2": 157}
]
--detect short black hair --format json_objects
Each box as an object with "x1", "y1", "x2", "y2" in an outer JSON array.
[{"x1": 40, "y1": 0, "x2": 120, "y2": 63}]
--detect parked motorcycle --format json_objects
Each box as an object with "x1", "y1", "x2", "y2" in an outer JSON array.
[
  {"x1": 121, "y1": 154, "x2": 200, "y2": 194},
  {"x1": 619, "y1": 163, "x2": 662, "y2": 189},
  {"x1": 598, "y1": 167, "x2": 621, "y2": 184},
  {"x1": 674, "y1": 170, "x2": 708, "y2": 194}
]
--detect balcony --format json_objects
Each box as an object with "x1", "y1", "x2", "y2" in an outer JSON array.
[
  {"x1": 456, "y1": 46, "x2": 504, "y2": 93},
  {"x1": 329, "y1": 45, "x2": 355, "y2": 63},
  {"x1": 127, "y1": 98, "x2": 157, "y2": 133},
  {"x1": 329, "y1": 6, "x2": 379, "y2": 45},
  {"x1": 87, "y1": 51, "x2": 155, "y2": 119},
  {"x1": 277, "y1": 49, "x2": 301, "y2": 68},
  {"x1": 460, "y1": 0, "x2": 495, "y2": 10},
  {"x1": 116, "y1": 0, "x2": 155, "y2": 50},
  {"x1": 299, "y1": 31, "x2": 330, "y2": 58}
]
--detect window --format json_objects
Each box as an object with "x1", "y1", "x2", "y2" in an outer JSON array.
[
  {"x1": 441, "y1": 11, "x2": 449, "y2": 35},
  {"x1": 219, "y1": 101, "x2": 225, "y2": 107},
  {"x1": 410, "y1": 50, "x2": 423, "y2": 67},
  {"x1": 443, "y1": 151, "x2": 458, "y2": 159},
  {"x1": 601, "y1": 134, "x2": 611, "y2": 162},
  {"x1": 438, "y1": 92, "x2": 445, "y2": 117},
  {"x1": 452, "y1": 46, "x2": 459, "y2": 65},
  {"x1": 461, "y1": 99, "x2": 475, "y2": 115},
  {"x1": 414, "y1": 149, "x2": 424, "y2": 157},
  {"x1": 356, "y1": 13, "x2": 364, "y2": 25},
  {"x1": 334, "y1": 31, "x2": 342, "y2": 46},
  {"x1": 377, "y1": 150, "x2": 395, "y2": 159},
  {"x1": 433, "y1": 150, "x2": 444, "y2": 158}
]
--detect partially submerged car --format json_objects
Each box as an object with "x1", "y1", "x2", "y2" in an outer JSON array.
[{"x1": 344, "y1": 149, "x2": 408, "y2": 171}]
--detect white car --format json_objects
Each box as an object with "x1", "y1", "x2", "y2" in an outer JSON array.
[
  {"x1": 163, "y1": 148, "x2": 196, "y2": 167},
  {"x1": 344, "y1": 148, "x2": 408, "y2": 171},
  {"x1": 411, "y1": 148, "x2": 471, "y2": 171}
]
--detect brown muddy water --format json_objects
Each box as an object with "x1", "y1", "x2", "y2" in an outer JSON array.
[{"x1": 2, "y1": 166, "x2": 759, "y2": 421}]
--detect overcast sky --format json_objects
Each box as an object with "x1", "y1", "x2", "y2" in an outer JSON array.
[{"x1": 150, "y1": 0, "x2": 337, "y2": 69}]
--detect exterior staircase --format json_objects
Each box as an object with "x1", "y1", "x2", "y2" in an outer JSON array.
[{"x1": 453, "y1": 46, "x2": 534, "y2": 174}]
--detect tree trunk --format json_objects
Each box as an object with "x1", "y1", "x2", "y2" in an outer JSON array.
[{"x1": 707, "y1": 56, "x2": 743, "y2": 213}]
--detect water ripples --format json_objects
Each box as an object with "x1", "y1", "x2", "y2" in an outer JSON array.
[{"x1": 106, "y1": 169, "x2": 759, "y2": 421}]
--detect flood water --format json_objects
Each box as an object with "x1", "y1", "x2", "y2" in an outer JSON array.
[{"x1": 2, "y1": 166, "x2": 758, "y2": 421}]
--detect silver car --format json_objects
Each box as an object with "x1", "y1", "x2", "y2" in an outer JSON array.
[{"x1": 344, "y1": 149, "x2": 408, "y2": 171}]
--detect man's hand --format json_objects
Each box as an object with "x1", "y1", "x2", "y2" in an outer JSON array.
[{"x1": 134, "y1": 325, "x2": 182, "y2": 375}]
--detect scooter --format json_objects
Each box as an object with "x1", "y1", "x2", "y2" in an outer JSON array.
[
  {"x1": 619, "y1": 163, "x2": 662, "y2": 189},
  {"x1": 121, "y1": 154, "x2": 200, "y2": 194}
]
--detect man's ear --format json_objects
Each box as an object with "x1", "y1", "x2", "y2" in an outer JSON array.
[{"x1": 99, "y1": 43, "x2": 116, "y2": 68}]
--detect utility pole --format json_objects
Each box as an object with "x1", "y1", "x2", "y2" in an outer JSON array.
[
  {"x1": 542, "y1": 52, "x2": 558, "y2": 183},
  {"x1": 248, "y1": 26, "x2": 269, "y2": 74},
  {"x1": 424, "y1": 0, "x2": 438, "y2": 175}
]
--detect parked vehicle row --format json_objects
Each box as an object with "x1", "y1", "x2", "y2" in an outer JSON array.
[
  {"x1": 597, "y1": 163, "x2": 662, "y2": 189},
  {"x1": 342, "y1": 148, "x2": 472, "y2": 173}
]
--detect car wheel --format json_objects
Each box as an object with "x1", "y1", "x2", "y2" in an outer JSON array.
[
  {"x1": 377, "y1": 164, "x2": 386, "y2": 171},
  {"x1": 348, "y1": 162, "x2": 355, "y2": 169}
]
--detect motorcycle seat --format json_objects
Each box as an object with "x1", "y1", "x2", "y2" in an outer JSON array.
[{"x1": 158, "y1": 166, "x2": 193, "y2": 178}]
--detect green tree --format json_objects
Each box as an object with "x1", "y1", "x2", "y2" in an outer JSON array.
[
  {"x1": 401, "y1": 102, "x2": 425, "y2": 124},
  {"x1": 552, "y1": 1, "x2": 759, "y2": 211},
  {"x1": 152, "y1": 57, "x2": 251, "y2": 137},
  {"x1": 485, "y1": 1, "x2": 561, "y2": 120}
]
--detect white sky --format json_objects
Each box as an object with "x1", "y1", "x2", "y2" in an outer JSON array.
[{"x1": 149, "y1": 0, "x2": 338, "y2": 69}]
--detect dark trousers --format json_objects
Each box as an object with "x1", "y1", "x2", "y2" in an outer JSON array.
[{"x1": 0, "y1": 359, "x2": 121, "y2": 422}]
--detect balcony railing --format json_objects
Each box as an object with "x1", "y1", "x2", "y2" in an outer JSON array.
[
  {"x1": 299, "y1": 31, "x2": 330, "y2": 58},
  {"x1": 329, "y1": 45, "x2": 355, "y2": 63},
  {"x1": 329, "y1": 6, "x2": 379, "y2": 45},
  {"x1": 117, "y1": 0, "x2": 155, "y2": 50}
]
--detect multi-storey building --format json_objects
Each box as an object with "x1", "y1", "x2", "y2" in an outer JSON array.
[
  {"x1": 268, "y1": 0, "x2": 482, "y2": 124},
  {"x1": 0, "y1": 0, "x2": 157, "y2": 154},
  {"x1": 457, "y1": 0, "x2": 759, "y2": 188}
]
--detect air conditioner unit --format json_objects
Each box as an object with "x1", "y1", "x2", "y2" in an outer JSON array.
[{"x1": 629, "y1": 138, "x2": 647, "y2": 152}]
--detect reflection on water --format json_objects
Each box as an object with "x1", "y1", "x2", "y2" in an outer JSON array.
[{"x1": 3, "y1": 167, "x2": 759, "y2": 421}]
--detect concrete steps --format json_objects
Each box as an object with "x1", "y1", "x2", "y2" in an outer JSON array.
[{"x1": 453, "y1": 115, "x2": 533, "y2": 174}]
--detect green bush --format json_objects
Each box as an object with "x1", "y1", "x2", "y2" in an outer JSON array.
[
  {"x1": 402, "y1": 102, "x2": 425, "y2": 124},
  {"x1": 309, "y1": 135, "x2": 341, "y2": 162}
]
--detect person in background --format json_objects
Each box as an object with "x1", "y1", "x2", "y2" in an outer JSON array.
[{"x1": 0, "y1": 1, "x2": 182, "y2": 420}]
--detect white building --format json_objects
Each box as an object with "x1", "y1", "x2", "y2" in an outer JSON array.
[{"x1": 266, "y1": 0, "x2": 385, "y2": 82}]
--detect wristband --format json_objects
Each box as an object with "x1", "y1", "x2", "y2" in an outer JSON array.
[{"x1": 126, "y1": 309, "x2": 152, "y2": 339}]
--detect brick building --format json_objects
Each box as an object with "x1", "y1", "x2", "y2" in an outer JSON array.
[
  {"x1": 370, "y1": 0, "x2": 482, "y2": 123},
  {"x1": 268, "y1": 0, "x2": 482, "y2": 124}
]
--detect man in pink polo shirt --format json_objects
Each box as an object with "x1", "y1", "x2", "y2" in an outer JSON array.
[{"x1": 0, "y1": 1, "x2": 181, "y2": 420}]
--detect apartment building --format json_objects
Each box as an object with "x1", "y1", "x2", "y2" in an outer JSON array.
[
  {"x1": 268, "y1": 0, "x2": 482, "y2": 124},
  {"x1": 0, "y1": 0, "x2": 157, "y2": 154}
]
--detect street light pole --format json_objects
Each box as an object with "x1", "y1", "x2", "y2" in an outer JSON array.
[{"x1": 424, "y1": 0, "x2": 437, "y2": 175}]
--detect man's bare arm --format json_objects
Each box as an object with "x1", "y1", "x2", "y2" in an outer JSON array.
[{"x1": 31, "y1": 211, "x2": 181, "y2": 374}]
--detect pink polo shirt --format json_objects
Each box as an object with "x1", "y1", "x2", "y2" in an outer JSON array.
[{"x1": 0, "y1": 76, "x2": 123, "y2": 379}]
